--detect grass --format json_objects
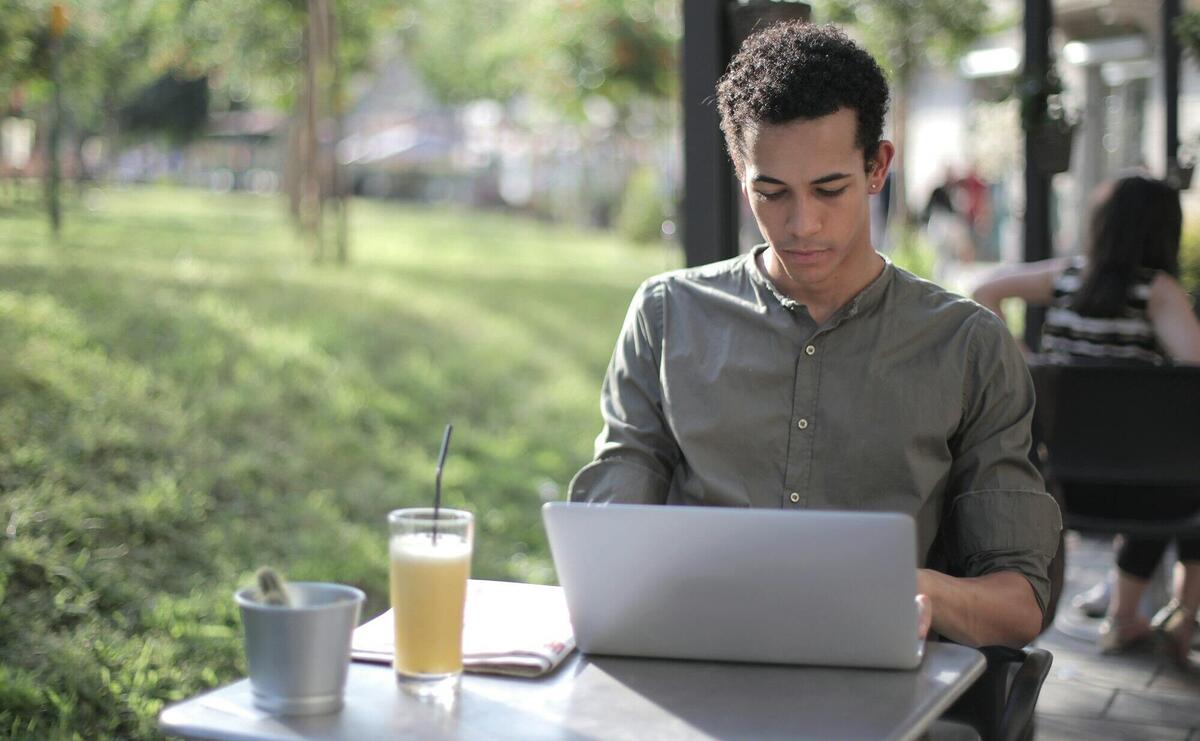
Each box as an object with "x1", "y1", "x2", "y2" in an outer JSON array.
[{"x1": 0, "y1": 185, "x2": 678, "y2": 739}]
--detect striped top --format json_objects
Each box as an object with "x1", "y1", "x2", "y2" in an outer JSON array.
[{"x1": 1040, "y1": 258, "x2": 1167, "y2": 365}]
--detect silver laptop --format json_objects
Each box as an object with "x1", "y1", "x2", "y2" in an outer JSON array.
[{"x1": 542, "y1": 502, "x2": 924, "y2": 670}]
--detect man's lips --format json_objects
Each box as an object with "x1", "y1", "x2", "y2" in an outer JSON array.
[{"x1": 779, "y1": 248, "x2": 830, "y2": 261}]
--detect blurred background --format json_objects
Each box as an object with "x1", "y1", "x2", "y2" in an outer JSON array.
[{"x1": 2, "y1": 0, "x2": 1200, "y2": 737}]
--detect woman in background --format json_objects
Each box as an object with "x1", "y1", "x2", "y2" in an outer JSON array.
[{"x1": 973, "y1": 174, "x2": 1200, "y2": 666}]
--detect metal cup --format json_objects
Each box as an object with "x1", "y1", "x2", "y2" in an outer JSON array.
[{"x1": 235, "y1": 582, "x2": 365, "y2": 715}]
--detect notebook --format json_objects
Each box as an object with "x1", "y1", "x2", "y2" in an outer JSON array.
[
  {"x1": 351, "y1": 579, "x2": 576, "y2": 677},
  {"x1": 542, "y1": 501, "x2": 925, "y2": 670}
]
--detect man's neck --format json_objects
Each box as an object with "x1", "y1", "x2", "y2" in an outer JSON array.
[{"x1": 760, "y1": 248, "x2": 885, "y2": 325}]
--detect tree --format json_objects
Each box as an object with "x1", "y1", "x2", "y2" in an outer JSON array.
[
  {"x1": 0, "y1": 0, "x2": 195, "y2": 234},
  {"x1": 399, "y1": 0, "x2": 680, "y2": 227},
  {"x1": 817, "y1": 0, "x2": 994, "y2": 228},
  {"x1": 401, "y1": 0, "x2": 680, "y2": 130},
  {"x1": 173, "y1": 0, "x2": 393, "y2": 263},
  {"x1": 0, "y1": 0, "x2": 41, "y2": 97},
  {"x1": 511, "y1": 0, "x2": 679, "y2": 128},
  {"x1": 1, "y1": 0, "x2": 394, "y2": 254},
  {"x1": 397, "y1": 0, "x2": 525, "y2": 105}
]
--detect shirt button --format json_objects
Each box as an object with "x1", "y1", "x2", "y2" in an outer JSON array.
[
  {"x1": 797, "y1": 418, "x2": 809, "y2": 430},
  {"x1": 789, "y1": 492, "x2": 801, "y2": 503},
  {"x1": 805, "y1": 345, "x2": 816, "y2": 356}
]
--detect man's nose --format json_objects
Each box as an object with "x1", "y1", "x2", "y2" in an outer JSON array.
[{"x1": 785, "y1": 197, "x2": 822, "y2": 237}]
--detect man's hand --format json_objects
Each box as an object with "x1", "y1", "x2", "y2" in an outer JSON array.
[
  {"x1": 916, "y1": 594, "x2": 933, "y2": 641},
  {"x1": 917, "y1": 568, "x2": 1043, "y2": 648}
]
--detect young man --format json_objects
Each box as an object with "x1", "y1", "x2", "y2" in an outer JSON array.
[{"x1": 569, "y1": 22, "x2": 1061, "y2": 649}]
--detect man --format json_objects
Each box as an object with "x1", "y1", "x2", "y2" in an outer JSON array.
[{"x1": 568, "y1": 22, "x2": 1061, "y2": 649}]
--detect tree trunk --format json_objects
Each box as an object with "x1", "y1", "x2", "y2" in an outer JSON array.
[
  {"x1": 283, "y1": 111, "x2": 304, "y2": 227},
  {"x1": 889, "y1": 73, "x2": 910, "y2": 236},
  {"x1": 103, "y1": 92, "x2": 121, "y2": 184},
  {"x1": 299, "y1": 0, "x2": 342, "y2": 264},
  {"x1": 301, "y1": 17, "x2": 324, "y2": 262},
  {"x1": 45, "y1": 34, "x2": 63, "y2": 239},
  {"x1": 329, "y1": 2, "x2": 349, "y2": 264}
]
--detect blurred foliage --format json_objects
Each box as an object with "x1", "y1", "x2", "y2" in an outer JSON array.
[
  {"x1": 2, "y1": 0, "x2": 184, "y2": 132},
  {"x1": 170, "y1": 0, "x2": 309, "y2": 110},
  {"x1": 1175, "y1": 10, "x2": 1200, "y2": 64},
  {"x1": 0, "y1": 186, "x2": 676, "y2": 738},
  {"x1": 1180, "y1": 221, "x2": 1200, "y2": 294},
  {"x1": 170, "y1": 0, "x2": 392, "y2": 112},
  {"x1": 615, "y1": 165, "x2": 670, "y2": 245},
  {"x1": 394, "y1": 0, "x2": 524, "y2": 105},
  {"x1": 3, "y1": 0, "x2": 680, "y2": 127},
  {"x1": 120, "y1": 72, "x2": 210, "y2": 143},
  {"x1": 816, "y1": 0, "x2": 997, "y2": 84},
  {"x1": 0, "y1": 0, "x2": 394, "y2": 132},
  {"x1": 0, "y1": 0, "x2": 42, "y2": 95},
  {"x1": 888, "y1": 226, "x2": 936, "y2": 281},
  {"x1": 518, "y1": 0, "x2": 679, "y2": 121},
  {"x1": 400, "y1": 0, "x2": 679, "y2": 129}
]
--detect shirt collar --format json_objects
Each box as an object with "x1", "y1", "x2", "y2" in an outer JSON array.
[{"x1": 746, "y1": 243, "x2": 894, "y2": 325}]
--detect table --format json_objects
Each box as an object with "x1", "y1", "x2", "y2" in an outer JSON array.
[{"x1": 160, "y1": 642, "x2": 985, "y2": 740}]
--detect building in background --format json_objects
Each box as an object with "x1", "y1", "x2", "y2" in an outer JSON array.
[{"x1": 908, "y1": 0, "x2": 1200, "y2": 273}]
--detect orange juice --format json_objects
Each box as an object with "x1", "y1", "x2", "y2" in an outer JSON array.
[{"x1": 389, "y1": 532, "x2": 472, "y2": 677}]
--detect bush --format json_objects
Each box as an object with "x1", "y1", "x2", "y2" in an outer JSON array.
[
  {"x1": 615, "y1": 166, "x2": 671, "y2": 245},
  {"x1": 1181, "y1": 223, "x2": 1200, "y2": 295},
  {"x1": 888, "y1": 225, "x2": 936, "y2": 281}
]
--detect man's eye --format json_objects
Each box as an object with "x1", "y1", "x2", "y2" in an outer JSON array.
[
  {"x1": 816, "y1": 186, "x2": 849, "y2": 198},
  {"x1": 755, "y1": 190, "x2": 785, "y2": 201}
]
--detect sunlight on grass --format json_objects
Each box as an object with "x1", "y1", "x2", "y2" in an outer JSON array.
[{"x1": 0, "y1": 186, "x2": 679, "y2": 738}]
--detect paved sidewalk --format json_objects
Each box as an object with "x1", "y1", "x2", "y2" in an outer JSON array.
[{"x1": 1033, "y1": 532, "x2": 1200, "y2": 740}]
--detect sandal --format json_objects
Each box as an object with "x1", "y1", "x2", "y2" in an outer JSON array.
[
  {"x1": 1150, "y1": 601, "x2": 1197, "y2": 669},
  {"x1": 1097, "y1": 616, "x2": 1153, "y2": 654},
  {"x1": 1071, "y1": 580, "x2": 1111, "y2": 619}
]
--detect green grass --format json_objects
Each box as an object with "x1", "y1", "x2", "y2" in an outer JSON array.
[{"x1": 0, "y1": 186, "x2": 678, "y2": 739}]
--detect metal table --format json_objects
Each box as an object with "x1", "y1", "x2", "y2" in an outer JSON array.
[{"x1": 160, "y1": 642, "x2": 985, "y2": 740}]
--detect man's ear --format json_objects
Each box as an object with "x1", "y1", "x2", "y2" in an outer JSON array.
[{"x1": 867, "y1": 140, "x2": 896, "y2": 191}]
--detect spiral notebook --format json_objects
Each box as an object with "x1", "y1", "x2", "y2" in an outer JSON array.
[{"x1": 350, "y1": 579, "x2": 576, "y2": 678}]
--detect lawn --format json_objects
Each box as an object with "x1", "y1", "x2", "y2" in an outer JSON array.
[{"x1": 0, "y1": 186, "x2": 678, "y2": 739}]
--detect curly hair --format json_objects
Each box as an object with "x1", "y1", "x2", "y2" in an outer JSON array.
[{"x1": 716, "y1": 22, "x2": 889, "y2": 178}]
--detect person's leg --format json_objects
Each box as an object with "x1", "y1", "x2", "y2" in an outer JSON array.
[
  {"x1": 1154, "y1": 537, "x2": 1200, "y2": 664},
  {"x1": 1073, "y1": 536, "x2": 1121, "y2": 618},
  {"x1": 1100, "y1": 537, "x2": 1167, "y2": 651},
  {"x1": 1103, "y1": 571, "x2": 1151, "y2": 642}
]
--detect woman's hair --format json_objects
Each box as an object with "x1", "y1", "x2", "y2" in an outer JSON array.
[{"x1": 1073, "y1": 175, "x2": 1182, "y2": 317}]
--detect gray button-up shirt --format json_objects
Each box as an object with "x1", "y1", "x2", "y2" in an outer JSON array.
[{"x1": 569, "y1": 246, "x2": 1062, "y2": 611}]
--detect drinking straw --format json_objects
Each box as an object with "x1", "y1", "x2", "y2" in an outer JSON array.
[{"x1": 432, "y1": 423, "x2": 453, "y2": 544}]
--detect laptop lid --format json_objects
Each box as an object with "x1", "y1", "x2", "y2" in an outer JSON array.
[{"x1": 542, "y1": 502, "x2": 923, "y2": 670}]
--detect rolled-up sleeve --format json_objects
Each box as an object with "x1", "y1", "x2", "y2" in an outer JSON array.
[
  {"x1": 945, "y1": 311, "x2": 1063, "y2": 612},
  {"x1": 568, "y1": 280, "x2": 680, "y2": 504}
]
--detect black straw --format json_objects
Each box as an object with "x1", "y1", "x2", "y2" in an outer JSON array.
[{"x1": 432, "y1": 423, "x2": 453, "y2": 544}]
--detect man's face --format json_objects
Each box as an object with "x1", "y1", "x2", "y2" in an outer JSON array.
[{"x1": 741, "y1": 108, "x2": 892, "y2": 298}]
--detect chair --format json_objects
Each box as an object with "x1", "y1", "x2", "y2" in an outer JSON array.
[
  {"x1": 1027, "y1": 362, "x2": 1200, "y2": 538},
  {"x1": 937, "y1": 646, "x2": 1054, "y2": 741}
]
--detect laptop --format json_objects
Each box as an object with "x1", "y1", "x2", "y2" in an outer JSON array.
[{"x1": 542, "y1": 502, "x2": 924, "y2": 670}]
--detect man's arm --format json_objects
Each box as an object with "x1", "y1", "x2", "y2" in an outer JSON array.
[
  {"x1": 568, "y1": 279, "x2": 680, "y2": 504},
  {"x1": 918, "y1": 570, "x2": 1043, "y2": 648},
  {"x1": 928, "y1": 310, "x2": 1062, "y2": 648}
]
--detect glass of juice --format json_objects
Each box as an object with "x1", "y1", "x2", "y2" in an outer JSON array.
[{"x1": 387, "y1": 507, "x2": 473, "y2": 695}]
